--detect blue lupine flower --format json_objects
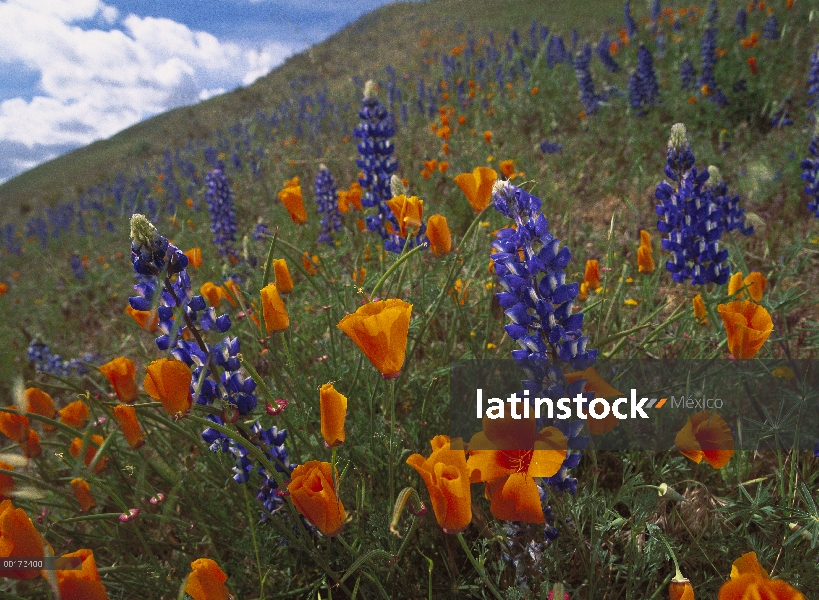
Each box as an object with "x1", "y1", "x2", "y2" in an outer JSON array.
[
  {"x1": 680, "y1": 57, "x2": 696, "y2": 90},
  {"x1": 546, "y1": 34, "x2": 568, "y2": 68},
  {"x1": 655, "y1": 124, "x2": 730, "y2": 285},
  {"x1": 253, "y1": 221, "x2": 269, "y2": 241},
  {"x1": 630, "y1": 45, "x2": 661, "y2": 115},
  {"x1": 314, "y1": 164, "x2": 342, "y2": 245},
  {"x1": 706, "y1": 167, "x2": 754, "y2": 236},
  {"x1": 595, "y1": 33, "x2": 621, "y2": 73},
  {"x1": 807, "y1": 45, "x2": 819, "y2": 108},
  {"x1": 814, "y1": 441, "x2": 819, "y2": 458},
  {"x1": 27, "y1": 340, "x2": 95, "y2": 377},
  {"x1": 706, "y1": 0, "x2": 719, "y2": 28},
  {"x1": 770, "y1": 99, "x2": 794, "y2": 128},
  {"x1": 539, "y1": 141, "x2": 563, "y2": 154},
  {"x1": 801, "y1": 123, "x2": 819, "y2": 218},
  {"x1": 353, "y1": 81, "x2": 400, "y2": 249},
  {"x1": 574, "y1": 43, "x2": 599, "y2": 116},
  {"x1": 129, "y1": 214, "x2": 188, "y2": 277},
  {"x1": 650, "y1": 0, "x2": 661, "y2": 24},
  {"x1": 735, "y1": 8, "x2": 747, "y2": 37},
  {"x1": 204, "y1": 167, "x2": 239, "y2": 262},
  {"x1": 624, "y1": 1, "x2": 638, "y2": 39},
  {"x1": 763, "y1": 14, "x2": 779, "y2": 40},
  {"x1": 70, "y1": 254, "x2": 86, "y2": 281}
]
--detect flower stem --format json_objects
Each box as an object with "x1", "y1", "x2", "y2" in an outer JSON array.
[{"x1": 456, "y1": 533, "x2": 503, "y2": 600}]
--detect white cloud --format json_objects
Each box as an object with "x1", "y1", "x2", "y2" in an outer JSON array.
[{"x1": 0, "y1": 0, "x2": 297, "y2": 179}]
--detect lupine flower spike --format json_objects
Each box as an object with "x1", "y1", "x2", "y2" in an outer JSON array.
[
  {"x1": 315, "y1": 164, "x2": 342, "y2": 244},
  {"x1": 801, "y1": 121, "x2": 819, "y2": 218}
]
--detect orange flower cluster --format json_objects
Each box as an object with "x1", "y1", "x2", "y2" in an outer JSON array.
[
  {"x1": 277, "y1": 176, "x2": 307, "y2": 225},
  {"x1": 302, "y1": 252, "x2": 320, "y2": 275},
  {"x1": 584, "y1": 259, "x2": 601, "y2": 289},
  {"x1": 337, "y1": 181, "x2": 363, "y2": 213},
  {"x1": 741, "y1": 32, "x2": 759, "y2": 48},
  {"x1": 455, "y1": 166, "x2": 497, "y2": 211},
  {"x1": 637, "y1": 230, "x2": 655, "y2": 274}
]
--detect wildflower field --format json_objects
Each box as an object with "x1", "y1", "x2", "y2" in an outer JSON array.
[{"x1": 2, "y1": 0, "x2": 819, "y2": 598}]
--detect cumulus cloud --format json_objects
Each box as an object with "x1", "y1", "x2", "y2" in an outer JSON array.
[{"x1": 0, "y1": 0, "x2": 296, "y2": 180}]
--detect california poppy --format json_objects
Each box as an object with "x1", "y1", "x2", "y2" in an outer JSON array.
[
  {"x1": 406, "y1": 435, "x2": 472, "y2": 533},
  {"x1": 693, "y1": 294, "x2": 707, "y2": 324},
  {"x1": 69, "y1": 435, "x2": 108, "y2": 473},
  {"x1": 200, "y1": 282, "x2": 225, "y2": 308},
  {"x1": 467, "y1": 415, "x2": 567, "y2": 523},
  {"x1": 454, "y1": 167, "x2": 498, "y2": 212},
  {"x1": 0, "y1": 499, "x2": 53, "y2": 580},
  {"x1": 99, "y1": 357, "x2": 139, "y2": 403},
  {"x1": 638, "y1": 230, "x2": 655, "y2": 274},
  {"x1": 669, "y1": 579, "x2": 695, "y2": 600},
  {"x1": 70, "y1": 478, "x2": 96, "y2": 512},
  {"x1": 0, "y1": 407, "x2": 29, "y2": 442},
  {"x1": 278, "y1": 181, "x2": 307, "y2": 225},
  {"x1": 564, "y1": 367, "x2": 622, "y2": 435},
  {"x1": 483, "y1": 130, "x2": 493, "y2": 144},
  {"x1": 288, "y1": 461, "x2": 346, "y2": 537},
  {"x1": 675, "y1": 410, "x2": 734, "y2": 469},
  {"x1": 184, "y1": 247, "x2": 202, "y2": 268},
  {"x1": 59, "y1": 400, "x2": 90, "y2": 429},
  {"x1": 337, "y1": 190, "x2": 350, "y2": 213},
  {"x1": 718, "y1": 552, "x2": 804, "y2": 600},
  {"x1": 337, "y1": 299, "x2": 412, "y2": 378},
  {"x1": 426, "y1": 214, "x2": 452, "y2": 256},
  {"x1": 143, "y1": 358, "x2": 193, "y2": 415},
  {"x1": 386, "y1": 195, "x2": 424, "y2": 238},
  {"x1": 319, "y1": 383, "x2": 347, "y2": 447},
  {"x1": 260, "y1": 284, "x2": 290, "y2": 333},
  {"x1": 113, "y1": 404, "x2": 145, "y2": 449},
  {"x1": 0, "y1": 461, "x2": 15, "y2": 501},
  {"x1": 347, "y1": 182, "x2": 363, "y2": 211},
  {"x1": 727, "y1": 272, "x2": 766, "y2": 302},
  {"x1": 717, "y1": 301, "x2": 773, "y2": 359},
  {"x1": 748, "y1": 56, "x2": 759, "y2": 76},
  {"x1": 302, "y1": 253, "x2": 319, "y2": 275},
  {"x1": 223, "y1": 278, "x2": 243, "y2": 307},
  {"x1": 125, "y1": 305, "x2": 159, "y2": 332},
  {"x1": 273, "y1": 259, "x2": 295, "y2": 294},
  {"x1": 499, "y1": 160, "x2": 515, "y2": 178},
  {"x1": 20, "y1": 429, "x2": 41, "y2": 458},
  {"x1": 56, "y1": 548, "x2": 110, "y2": 600},
  {"x1": 185, "y1": 558, "x2": 231, "y2": 600},
  {"x1": 25, "y1": 388, "x2": 55, "y2": 424},
  {"x1": 584, "y1": 259, "x2": 601, "y2": 290}
]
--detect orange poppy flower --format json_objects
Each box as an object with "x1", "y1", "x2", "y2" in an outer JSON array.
[
  {"x1": 454, "y1": 166, "x2": 498, "y2": 211},
  {"x1": 0, "y1": 283, "x2": 7, "y2": 296},
  {"x1": 20, "y1": 429, "x2": 41, "y2": 458},
  {"x1": 25, "y1": 388, "x2": 56, "y2": 426},
  {"x1": 272, "y1": 259, "x2": 294, "y2": 294},
  {"x1": 499, "y1": 159, "x2": 515, "y2": 178},
  {"x1": 424, "y1": 159, "x2": 438, "y2": 173},
  {"x1": 99, "y1": 357, "x2": 139, "y2": 403},
  {"x1": 56, "y1": 548, "x2": 110, "y2": 600},
  {"x1": 578, "y1": 282, "x2": 589, "y2": 302},
  {"x1": 564, "y1": 367, "x2": 622, "y2": 435},
  {"x1": 143, "y1": 358, "x2": 193, "y2": 415},
  {"x1": 0, "y1": 499, "x2": 53, "y2": 580},
  {"x1": 675, "y1": 410, "x2": 734, "y2": 469},
  {"x1": 467, "y1": 414, "x2": 567, "y2": 523},
  {"x1": 278, "y1": 182, "x2": 307, "y2": 224},
  {"x1": 718, "y1": 552, "x2": 804, "y2": 600},
  {"x1": 302, "y1": 253, "x2": 319, "y2": 276},
  {"x1": 319, "y1": 383, "x2": 347, "y2": 448},
  {"x1": 584, "y1": 259, "x2": 600, "y2": 289},
  {"x1": 113, "y1": 404, "x2": 145, "y2": 449},
  {"x1": 288, "y1": 461, "x2": 346, "y2": 537},
  {"x1": 125, "y1": 305, "x2": 159, "y2": 332},
  {"x1": 742, "y1": 32, "x2": 759, "y2": 48},
  {"x1": 483, "y1": 130, "x2": 493, "y2": 144},
  {"x1": 693, "y1": 294, "x2": 708, "y2": 324},
  {"x1": 386, "y1": 195, "x2": 424, "y2": 238},
  {"x1": 70, "y1": 478, "x2": 96, "y2": 512},
  {"x1": 426, "y1": 214, "x2": 452, "y2": 256},
  {"x1": 184, "y1": 247, "x2": 202, "y2": 268},
  {"x1": 260, "y1": 284, "x2": 289, "y2": 333},
  {"x1": 748, "y1": 56, "x2": 759, "y2": 75},
  {"x1": 69, "y1": 435, "x2": 108, "y2": 473},
  {"x1": 439, "y1": 161, "x2": 450, "y2": 173},
  {"x1": 407, "y1": 435, "x2": 472, "y2": 533},
  {"x1": 637, "y1": 230, "x2": 655, "y2": 274},
  {"x1": 728, "y1": 272, "x2": 766, "y2": 302},
  {"x1": 59, "y1": 400, "x2": 90, "y2": 429},
  {"x1": 337, "y1": 190, "x2": 350, "y2": 213},
  {"x1": 717, "y1": 301, "x2": 773, "y2": 359},
  {"x1": 185, "y1": 558, "x2": 231, "y2": 600},
  {"x1": 0, "y1": 406, "x2": 29, "y2": 442},
  {"x1": 223, "y1": 278, "x2": 243, "y2": 307},
  {"x1": 0, "y1": 461, "x2": 15, "y2": 501},
  {"x1": 356, "y1": 219, "x2": 366, "y2": 232},
  {"x1": 347, "y1": 182, "x2": 363, "y2": 211},
  {"x1": 337, "y1": 299, "x2": 412, "y2": 378},
  {"x1": 669, "y1": 579, "x2": 695, "y2": 600}
]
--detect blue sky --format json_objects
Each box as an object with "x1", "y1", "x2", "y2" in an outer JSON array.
[{"x1": 0, "y1": 0, "x2": 406, "y2": 183}]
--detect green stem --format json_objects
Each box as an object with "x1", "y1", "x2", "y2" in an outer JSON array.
[
  {"x1": 371, "y1": 242, "x2": 427, "y2": 299},
  {"x1": 244, "y1": 486, "x2": 266, "y2": 600},
  {"x1": 456, "y1": 533, "x2": 503, "y2": 600}
]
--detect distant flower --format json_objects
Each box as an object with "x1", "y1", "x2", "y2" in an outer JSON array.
[
  {"x1": 748, "y1": 56, "x2": 759, "y2": 75},
  {"x1": 455, "y1": 167, "x2": 498, "y2": 211},
  {"x1": 762, "y1": 13, "x2": 779, "y2": 40},
  {"x1": 718, "y1": 301, "x2": 773, "y2": 359},
  {"x1": 315, "y1": 165, "x2": 342, "y2": 244},
  {"x1": 595, "y1": 32, "x2": 621, "y2": 73},
  {"x1": 70, "y1": 478, "x2": 96, "y2": 512},
  {"x1": 693, "y1": 294, "x2": 708, "y2": 324},
  {"x1": 574, "y1": 43, "x2": 600, "y2": 116},
  {"x1": 406, "y1": 436, "x2": 471, "y2": 533},
  {"x1": 278, "y1": 178, "x2": 307, "y2": 225},
  {"x1": 99, "y1": 357, "x2": 139, "y2": 403},
  {"x1": 184, "y1": 247, "x2": 202, "y2": 269},
  {"x1": 113, "y1": 404, "x2": 145, "y2": 450},
  {"x1": 143, "y1": 358, "x2": 193, "y2": 415},
  {"x1": 184, "y1": 558, "x2": 231, "y2": 600},
  {"x1": 630, "y1": 45, "x2": 661, "y2": 116},
  {"x1": 70, "y1": 254, "x2": 86, "y2": 280},
  {"x1": 699, "y1": 27, "x2": 728, "y2": 107},
  {"x1": 800, "y1": 123, "x2": 819, "y2": 217},
  {"x1": 56, "y1": 548, "x2": 109, "y2": 600},
  {"x1": 727, "y1": 271, "x2": 766, "y2": 302},
  {"x1": 680, "y1": 56, "x2": 696, "y2": 90},
  {"x1": 675, "y1": 410, "x2": 735, "y2": 468},
  {"x1": 583, "y1": 259, "x2": 600, "y2": 289},
  {"x1": 807, "y1": 45, "x2": 819, "y2": 108},
  {"x1": 735, "y1": 8, "x2": 747, "y2": 36},
  {"x1": 288, "y1": 461, "x2": 346, "y2": 537},
  {"x1": 540, "y1": 140, "x2": 563, "y2": 154},
  {"x1": 204, "y1": 168, "x2": 239, "y2": 262},
  {"x1": 260, "y1": 284, "x2": 290, "y2": 333},
  {"x1": 638, "y1": 230, "x2": 655, "y2": 274},
  {"x1": 273, "y1": 259, "x2": 295, "y2": 294},
  {"x1": 718, "y1": 552, "x2": 805, "y2": 600},
  {"x1": 319, "y1": 383, "x2": 347, "y2": 448},
  {"x1": 69, "y1": 435, "x2": 108, "y2": 473},
  {"x1": 426, "y1": 214, "x2": 452, "y2": 256},
  {"x1": 624, "y1": 1, "x2": 638, "y2": 39},
  {"x1": 337, "y1": 299, "x2": 412, "y2": 378}
]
